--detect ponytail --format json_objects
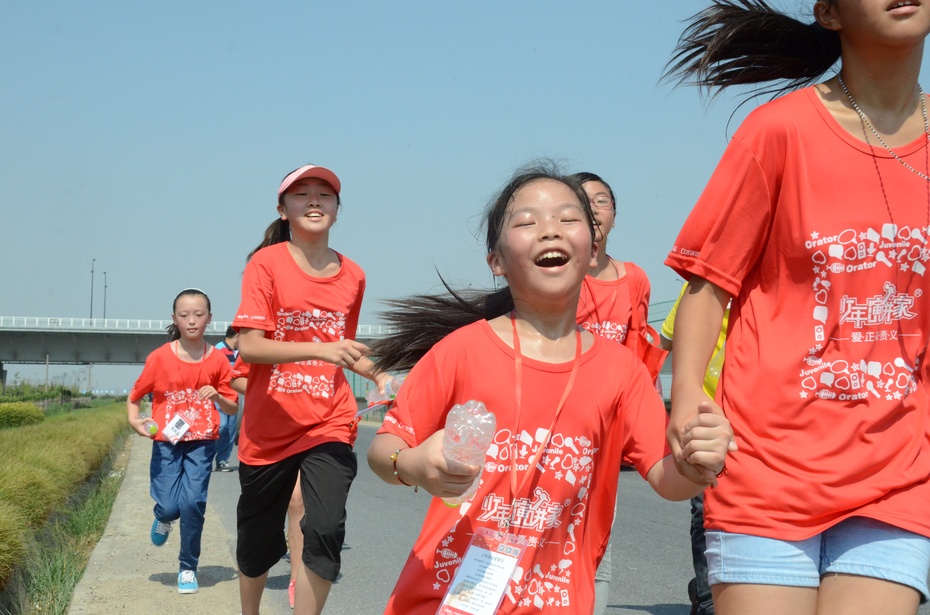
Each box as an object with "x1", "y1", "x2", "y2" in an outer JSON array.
[
  {"x1": 664, "y1": 0, "x2": 840, "y2": 100},
  {"x1": 370, "y1": 277, "x2": 514, "y2": 372},
  {"x1": 247, "y1": 218, "x2": 290, "y2": 262}
]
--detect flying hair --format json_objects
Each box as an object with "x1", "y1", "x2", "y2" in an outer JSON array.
[{"x1": 663, "y1": 0, "x2": 841, "y2": 102}]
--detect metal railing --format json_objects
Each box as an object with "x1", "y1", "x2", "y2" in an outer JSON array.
[{"x1": 0, "y1": 316, "x2": 397, "y2": 338}]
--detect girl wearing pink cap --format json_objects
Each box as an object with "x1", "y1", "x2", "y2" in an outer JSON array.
[{"x1": 233, "y1": 164, "x2": 390, "y2": 615}]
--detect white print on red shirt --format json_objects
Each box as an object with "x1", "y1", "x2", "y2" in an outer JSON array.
[
  {"x1": 268, "y1": 308, "x2": 347, "y2": 398},
  {"x1": 579, "y1": 320, "x2": 628, "y2": 344},
  {"x1": 430, "y1": 428, "x2": 600, "y2": 610},
  {"x1": 160, "y1": 388, "x2": 216, "y2": 440},
  {"x1": 802, "y1": 222, "x2": 926, "y2": 403}
]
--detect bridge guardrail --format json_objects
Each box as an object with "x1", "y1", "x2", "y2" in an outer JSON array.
[{"x1": 0, "y1": 317, "x2": 397, "y2": 338}]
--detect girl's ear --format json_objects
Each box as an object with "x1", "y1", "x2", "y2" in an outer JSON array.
[
  {"x1": 589, "y1": 242, "x2": 598, "y2": 269},
  {"x1": 814, "y1": 1, "x2": 840, "y2": 31},
  {"x1": 277, "y1": 203, "x2": 287, "y2": 220},
  {"x1": 487, "y1": 251, "x2": 506, "y2": 277}
]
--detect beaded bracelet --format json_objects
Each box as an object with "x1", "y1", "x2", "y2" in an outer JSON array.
[{"x1": 390, "y1": 449, "x2": 417, "y2": 492}]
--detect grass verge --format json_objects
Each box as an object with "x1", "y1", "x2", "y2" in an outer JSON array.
[{"x1": 0, "y1": 402, "x2": 128, "y2": 615}]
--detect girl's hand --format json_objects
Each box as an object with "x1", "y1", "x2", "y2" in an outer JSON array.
[
  {"x1": 319, "y1": 340, "x2": 370, "y2": 368},
  {"x1": 397, "y1": 430, "x2": 482, "y2": 498},
  {"x1": 197, "y1": 385, "x2": 219, "y2": 400},
  {"x1": 667, "y1": 390, "x2": 716, "y2": 485},
  {"x1": 677, "y1": 401, "x2": 738, "y2": 487},
  {"x1": 129, "y1": 416, "x2": 156, "y2": 439}
]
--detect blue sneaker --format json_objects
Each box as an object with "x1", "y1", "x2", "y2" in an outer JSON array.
[
  {"x1": 178, "y1": 569, "x2": 198, "y2": 594},
  {"x1": 150, "y1": 518, "x2": 172, "y2": 546}
]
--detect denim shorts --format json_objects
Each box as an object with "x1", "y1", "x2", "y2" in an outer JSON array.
[{"x1": 705, "y1": 517, "x2": 930, "y2": 602}]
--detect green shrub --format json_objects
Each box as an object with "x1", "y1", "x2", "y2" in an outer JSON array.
[
  {"x1": 0, "y1": 403, "x2": 44, "y2": 430},
  {"x1": 0, "y1": 404, "x2": 126, "y2": 590},
  {"x1": 0, "y1": 383, "x2": 73, "y2": 404}
]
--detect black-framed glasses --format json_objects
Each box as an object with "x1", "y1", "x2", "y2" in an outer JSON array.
[{"x1": 591, "y1": 196, "x2": 613, "y2": 209}]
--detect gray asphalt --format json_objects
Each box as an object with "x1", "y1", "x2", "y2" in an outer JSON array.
[{"x1": 70, "y1": 415, "x2": 930, "y2": 614}]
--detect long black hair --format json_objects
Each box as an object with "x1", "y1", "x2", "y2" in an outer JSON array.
[
  {"x1": 664, "y1": 0, "x2": 841, "y2": 101},
  {"x1": 370, "y1": 162, "x2": 595, "y2": 372}
]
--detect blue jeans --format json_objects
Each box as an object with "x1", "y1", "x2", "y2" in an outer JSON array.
[
  {"x1": 690, "y1": 494, "x2": 714, "y2": 614},
  {"x1": 150, "y1": 439, "x2": 215, "y2": 572},
  {"x1": 214, "y1": 408, "x2": 238, "y2": 464}
]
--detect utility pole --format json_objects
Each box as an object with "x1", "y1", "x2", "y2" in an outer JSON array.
[
  {"x1": 103, "y1": 271, "x2": 108, "y2": 319},
  {"x1": 90, "y1": 258, "x2": 96, "y2": 319}
]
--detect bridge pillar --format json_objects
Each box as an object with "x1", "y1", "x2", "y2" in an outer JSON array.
[{"x1": 0, "y1": 361, "x2": 6, "y2": 393}]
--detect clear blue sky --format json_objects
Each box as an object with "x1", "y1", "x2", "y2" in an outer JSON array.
[{"x1": 3, "y1": 1, "x2": 924, "y2": 390}]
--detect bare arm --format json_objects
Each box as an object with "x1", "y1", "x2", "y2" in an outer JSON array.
[
  {"x1": 367, "y1": 431, "x2": 481, "y2": 498},
  {"x1": 230, "y1": 377, "x2": 247, "y2": 396},
  {"x1": 659, "y1": 333, "x2": 674, "y2": 351},
  {"x1": 668, "y1": 277, "x2": 732, "y2": 483},
  {"x1": 237, "y1": 327, "x2": 370, "y2": 369},
  {"x1": 126, "y1": 396, "x2": 153, "y2": 438}
]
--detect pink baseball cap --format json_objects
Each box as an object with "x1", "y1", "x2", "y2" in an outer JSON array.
[{"x1": 277, "y1": 164, "x2": 341, "y2": 197}]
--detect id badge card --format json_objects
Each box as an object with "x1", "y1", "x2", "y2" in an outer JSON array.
[
  {"x1": 162, "y1": 413, "x2": 191, "y2": 445},
  {"x1": 437, "y1": 527, "x2": 528, "y2": 615}
]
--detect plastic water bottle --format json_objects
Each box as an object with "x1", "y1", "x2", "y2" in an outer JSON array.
[
  {"x1": 441, "y1": 400, "x2": 496, "y2": 507},
  {"x1": 140, "y1": 415, "x2": 158, "y2": 437},
  {"x1": 357, "y1": 374, "x2": 407, "y2": 418}
]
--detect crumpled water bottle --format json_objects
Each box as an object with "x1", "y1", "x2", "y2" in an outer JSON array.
[
  {"x1": 357, "y1": 374, "x2": 407, "y2": 418},
  {"x1": 140, "y1": 415, "x2": 158, "y2": 437},
  {"x1": 441, "y1": 400, "x2": 496, "y2": 507}
]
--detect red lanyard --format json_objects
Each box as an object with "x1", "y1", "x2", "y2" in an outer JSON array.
[
  {"x1": 173, "y1": 341, "x2": 208, "y2": 401},
  {"x1": 509, "y1": 313, "x2": 582, "y2": 499}
]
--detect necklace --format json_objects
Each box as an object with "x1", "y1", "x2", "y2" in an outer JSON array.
[{"x1": 837, "y1": 74, "x2": 930, "y2": 182}]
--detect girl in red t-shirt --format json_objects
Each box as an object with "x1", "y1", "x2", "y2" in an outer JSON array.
[
  {"x1": 367, "y1": 163, "x2": 735, "y2": 615},
  {"x1": 127, "y1": 288, "x2": 238, "y2": 595},
  {"x1": 572, "y1": 172, "x2": 654, "y2": 351},
  {"x1": 664, "y1": 3, "x2": 930, "y2": 614},
  {"x1": 233, "y1": 164, "x2": 391, "y2": 615}
]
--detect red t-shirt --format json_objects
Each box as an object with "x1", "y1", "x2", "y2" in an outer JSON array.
[
  {"x1": 378, "y1": 320, "x2": 668, "y2": 615},
  {"x1": 129, "y1": 342, "x2": 236, "y2": 442},
  {"x1": 231, "y1": 354, "x2": 250, "y2": 380},
  {"x1": 576, "y1": 259, "x2": 650, "y2": 345},
  {"x1": 666, "y1": 87, "x2": 930, "y2": 540},
  {"x1": 233, "y1": 242, "x2": 365, "y2": 465}
]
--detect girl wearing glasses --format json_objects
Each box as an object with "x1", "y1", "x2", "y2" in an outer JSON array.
[
  {"x1": 573, "y1": 172, "x2": 665, "y2": 382},
  {"x1": 573, "y1": 172, "x2": 655, "y2": 359}
]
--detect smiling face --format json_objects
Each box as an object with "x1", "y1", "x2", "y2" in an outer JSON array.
[
  {"x1": 171, "y1": 294, "x2": 212, "y2": 342},
  {"x1": 487, "y1": 178, "x2": 597, "y2": 307},
  {"x1": 277, "y1": 177, "x2": 339, "y2": 239},
  {"x1": 580, "y1": 180, "x2": 616, "y2": 244}
]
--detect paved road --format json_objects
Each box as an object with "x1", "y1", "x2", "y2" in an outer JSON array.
[
  {"x1": 210, "y1": 425, "x2": 699, "y2": 615},
  {"x1": 70, "y1": 415, "x2": 930, "y2": 614}
]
